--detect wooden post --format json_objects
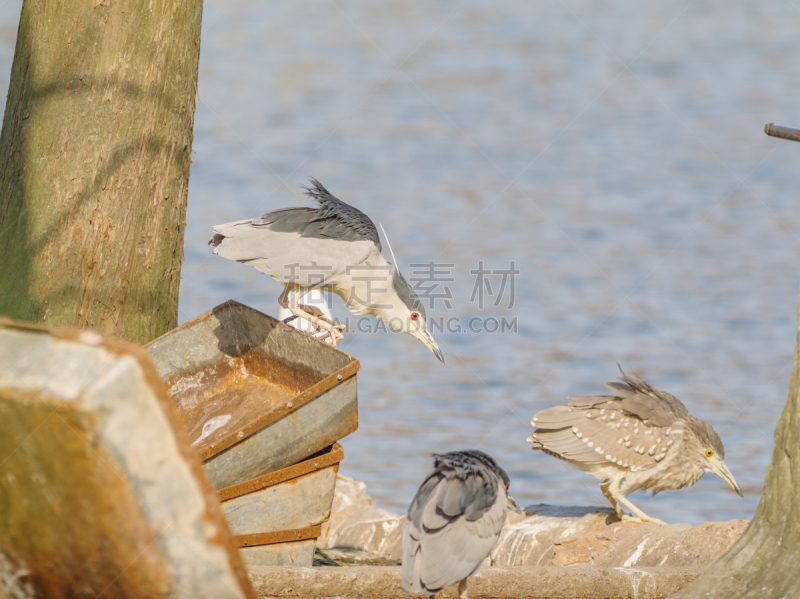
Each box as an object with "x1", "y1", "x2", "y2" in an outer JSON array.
[
  {"x1": 670, "y1": 124, "x2": 800, "y2": 598},
  {"x1": 764, "y1": 123, "x2": 800, "y2": 143},
  {"x1": 0, "y1": 0, "x2": 202, "y2": 344}
]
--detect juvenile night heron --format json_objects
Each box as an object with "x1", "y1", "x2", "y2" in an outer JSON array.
[
  {"x1": 209, "y1": 178, "x2": 443, "y2": 362},
  {"x1": 527, "y1": 367, "x2": 742, "y2": 525},
  {"x1": 403, "y1": 450, "x2": 521, "y2": 599}
]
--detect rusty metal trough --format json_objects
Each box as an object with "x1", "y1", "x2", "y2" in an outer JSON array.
[
  {"x1": 219, "y1": 442, "x2": 344, "y2": 566},
  {"x1": 145, "y1": 300, "x2": 359, "y2": 565}
]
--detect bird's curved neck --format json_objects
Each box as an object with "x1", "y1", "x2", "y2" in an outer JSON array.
[{"x1": 332, "y1": 251, "x2": 400, "y2": 319}]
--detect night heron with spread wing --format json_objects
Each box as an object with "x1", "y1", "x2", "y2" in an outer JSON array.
[
  {"x1": 209, "y1": 178, "x2": 443, "y2": 362},
  {"x1": 403, "y1": 450, "x2": 521, "y2": 599},
  {"x1": 527, "y1": 367, "x2": 741, "y2": 525}
]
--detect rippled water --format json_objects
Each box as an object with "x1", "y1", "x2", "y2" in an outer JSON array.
[{"x1": 4, "y1": 1, "x2": 800, "y2": 525}]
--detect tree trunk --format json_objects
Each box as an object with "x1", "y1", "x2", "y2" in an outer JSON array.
[
  {"x1": 671, "y1": 302, "x2": 800, "y2": 596},
  {"x1": 0, "y1": 0, "x2": 202, "y2": 344},
  {"x1": 673, "y1": 125, "x2": 800, "y2": 597}
]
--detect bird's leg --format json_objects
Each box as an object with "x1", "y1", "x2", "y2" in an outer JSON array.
[
  {"x1": 296, "y1": 303, "x2": 326, "y2": 335},
  {"x1": 600, "y1": 482, "x2": 627, "y2": 521},
  {"x1": 279, "y1": 287, "x2": 299, "y2": 324},
  {"x1": 457, "y1": 578, "x2": 468, "y2": 599},
  {"x1": 288, "y1": 292, "x2": 344, "y2": 346},
  {"x1": 299, "y1": 303, "x2": 345, "y2": 344},
  {"x1": 298, "y1": 303, "x2": 345, "y2": 332},
  {"x1": 607, "y1": 480, "x2": 666, "y2": 525},
  {"x1": 289, "y1": 307, "x2": 343, "y2": 345},
  {"x1": 313, "y1": 324, "x2": 345, "y2": 344}
]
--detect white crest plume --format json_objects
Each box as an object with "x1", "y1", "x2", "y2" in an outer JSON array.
[{"x1": 379, "y1": 222, "x2": 398, "y2": 268}]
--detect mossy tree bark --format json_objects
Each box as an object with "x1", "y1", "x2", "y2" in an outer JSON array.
[
  {"x1": 0, "y1": 0, "x2": 202, "y2": 344},
  {"x1": 672, "y1": 300, "x2": 800, "y2": 596}
]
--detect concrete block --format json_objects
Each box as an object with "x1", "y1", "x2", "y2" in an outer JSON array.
[
  {"x1": 0, "y1": 321, "x2": 256, "y2": 599},
  {"x1": 247, "y1": 564, "x2": 701, "y2": 598}
]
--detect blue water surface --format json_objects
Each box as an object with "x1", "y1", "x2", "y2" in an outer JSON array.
[{"x1": 3, "y1": 0, "x2": 800, "y2": 524}]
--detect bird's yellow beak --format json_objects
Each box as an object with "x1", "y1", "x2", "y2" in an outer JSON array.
[
  {"x1": 708, "y1": 456, "x2": 743, "y2": 497},
  {"x1": 412, "y1": 327, "x2": 444, "y2": 363}
]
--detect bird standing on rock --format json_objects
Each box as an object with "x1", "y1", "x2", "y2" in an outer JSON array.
[
  {"x1": 403, "y1": 450, "x2": 521, "y2": 599},
  {"x1": 527, "y1": 367, "x2": 742, "y2": 525},
  {"x1": 209, "y1": 178, "x2": 443, "y2": 362}
]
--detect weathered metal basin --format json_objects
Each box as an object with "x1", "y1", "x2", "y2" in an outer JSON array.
[
  {"x1": 218, "y1": 443, "x2": 344, "y2": 566},
  {"x1": 145, "y1": 300, "x2": 359, "y2": 489}
]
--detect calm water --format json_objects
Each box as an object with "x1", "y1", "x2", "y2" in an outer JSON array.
[{"x1": 3, "y1": 1, "x2": 800, "y2": 525}]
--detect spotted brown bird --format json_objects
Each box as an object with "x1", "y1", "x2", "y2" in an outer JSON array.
[{"x1": 527, "y1": 367, "x2": 742, "y2": 525}]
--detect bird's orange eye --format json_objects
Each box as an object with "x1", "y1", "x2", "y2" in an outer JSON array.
[
  {"x1": 705, "y1": 449, "x2": 714, "y2": 458},
  {"x1": 411, "y1": 312, "x2": 420, "y2": 321}
]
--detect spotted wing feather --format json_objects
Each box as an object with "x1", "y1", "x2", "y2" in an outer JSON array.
[
  {"x1": 531, "y1": 404, "x2": 676, "y2": 471},
  {"x1": 564, "y1": 410, "x2": 674, "y2": 469}
]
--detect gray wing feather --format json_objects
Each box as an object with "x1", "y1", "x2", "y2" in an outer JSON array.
[
  {"x1": 420, "y1": 485, "x2": 451, "y2": 531},
  {"x1": 253, "y1": 206, "x2": 374, "y2": 243},
  {"x1": 438, "y1": 477, "x2": 467, "y2": 518},
  {"x1": 403, "y1": 485, "x2": 505, "y2": 595},
  {"x1": 403, "y1": 456, "x2": 507, "y2": 595},
  {"x1": 234, "y1": 179, "x2": 380, "y2": 244},
  {"x1": 462, "y1": 474, "x2": 494, "y2": 521},
  {"x1": 297, "y1": 178, "x2": 381, "y2": 245},
  {"x1": 254, "y1": 207, "x2": 317, "y2": 232},
  {"x1": 210, "y1": 179, "x2": 381, "y2": 285},
  {"x1": 210, "y1": 219, "x2": 376, "y2": 286}
]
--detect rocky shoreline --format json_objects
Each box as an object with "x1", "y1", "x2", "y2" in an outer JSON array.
[
  {"x1": 252, "y1": 476, "x2": 751, "y2": 598},
  {"x1": 318, "y1": 477, "x2": 747, "y2": 569}
]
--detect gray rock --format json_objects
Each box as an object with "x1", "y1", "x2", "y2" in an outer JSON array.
[
  {"x1": 593, "y1": 519, "x2": 749, "y2": 568},
  {"x1": 318, "y1": 477, "x2": 404, "y2": 560},
  {"x1": 321, "y1": 480, "x2": 748, "y2": 572},
  {"x1": 0, "y1": 323, "x2": 256, "y2": 599},
  {"x1": 491, "y1": 504, "x2": 618, "y2": 566}
]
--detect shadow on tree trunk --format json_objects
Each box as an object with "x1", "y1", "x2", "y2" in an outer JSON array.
[{"x1": 0, "y1": 0, "x2": 202, "y2": 344}]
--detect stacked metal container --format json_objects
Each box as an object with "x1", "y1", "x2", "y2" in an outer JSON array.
[{"x1": 147, "y1": 300, "x2": 359, "y2": 566}]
